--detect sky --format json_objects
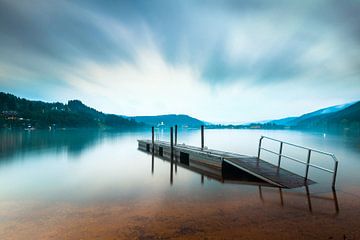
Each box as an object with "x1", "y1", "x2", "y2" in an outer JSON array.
[{"x1": 0, "y1": 0, "x2": 359, "y2": 123}]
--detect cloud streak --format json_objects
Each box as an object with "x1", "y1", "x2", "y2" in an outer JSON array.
[{"x1": 0, "y1": 0, "x2": 359, "y2": 122}]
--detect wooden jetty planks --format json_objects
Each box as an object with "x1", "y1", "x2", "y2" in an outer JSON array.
[{"x1": 223, "y1": 157, "x2": 314, "y2": 188}]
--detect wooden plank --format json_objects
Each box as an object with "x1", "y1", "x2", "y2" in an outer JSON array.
[{"x1": 224, "y1": 157, "x2": 314, "y2": 188}]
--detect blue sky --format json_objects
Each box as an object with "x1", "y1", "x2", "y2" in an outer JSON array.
[{"x1": 0, "y1": 0, "x2": 359, "y2": 123}]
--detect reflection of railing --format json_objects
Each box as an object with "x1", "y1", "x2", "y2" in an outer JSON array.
[
  {"x1": 258, "y1": 186, "x2": 339, "y2": 214},
  {"x1": 154, "y1": 127, "x2": 164, "y2": 141},
  {"x1": 258, "y1": 136, "x2": 339, "y2": 188},
  {"x1": 153, "y1": 125, "x2": 178, "y2": 144}
]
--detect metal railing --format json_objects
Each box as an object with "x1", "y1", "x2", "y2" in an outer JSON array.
[{"x1": 258, "y1": 136, "x2": 339, "y2": 188}]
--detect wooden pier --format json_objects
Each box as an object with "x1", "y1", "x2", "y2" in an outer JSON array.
[
  {"x1": 138, "y1": 126, "x2": 339, "y2": 189},
  {"x1": 138, "y1": 139, "x2": 314, "y2": 188}
]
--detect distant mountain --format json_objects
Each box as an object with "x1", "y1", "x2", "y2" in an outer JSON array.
[
  {"x1": 269, "y1": 117, "x2": 297, "y2": 126},
  {"x1": 268, "y1": 102, "x2": 354, "y2": 126},
  {"x1": 0, "y1": 92, "x2": 141, "y2": 129},
  {"x1": 2, "y1": 91, "x2": 357, "y2": 131},
  {"x1": 128, "y1": 114, "x2": 204, "y2": 127},
  {"x1": 296, "y1": 101, "x2": 360, "y2": 130}
]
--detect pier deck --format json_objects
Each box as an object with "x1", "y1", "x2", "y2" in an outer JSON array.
[{"x1": 138, "y1": 139, "x2": 315, "y2": 188}]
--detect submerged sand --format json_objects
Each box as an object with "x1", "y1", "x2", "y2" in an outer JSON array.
[{"x1": 0, "y1": 186, "x2": 359, "y2": 240}]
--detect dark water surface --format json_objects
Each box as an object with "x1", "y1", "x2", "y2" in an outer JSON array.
[{"x1": 0, "y1": 129, "x2": 359, "y2": 239}]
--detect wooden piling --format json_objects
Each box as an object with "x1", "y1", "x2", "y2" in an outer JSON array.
[
  {"x1": 305, "y1": 150, "x2": 311, "y2": 180},
  {"x1": 201, "y1": 125, "x2": 204, "y2": 149},
  {"x1": 175, "y1": 125, "x2": 178, "y2": 145},
  {"x1": 278, "y1": 142, "x2": 283, "y2": 167},
  {"x1": 170, "y1": 126, "x2": 174, "y2": 185},
  {"x1": 151, "y1": 126, "x2": 154, "y2": 153},
  {"x1": 170, "y1": 127, "x2": 174, "y2": 161}
]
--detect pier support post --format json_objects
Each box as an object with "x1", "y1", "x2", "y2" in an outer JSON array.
[
  {"x1": 332, "y1": 161, "x2": 338, "y2": 189},
  {"x1": 258, "y1": 136, "x2": 264, "y2": 159},
  {"x1": 170, "y1": 127, "x2": 174, "y2": 161},
  {"x1": 201, "y1": 125, "x2": 204, "y2": 149},
  {"x1": 305, "y1": 150, "x2": 311, "y2": 180},
  {"x1": 278, "y1": 142, "x2": 283, "y2": 167},
  {"x1": 175, "y1": 125, "x2": 178, "y2": 145},
  {"x1": 170, "y1": 126, "x2": 174, "y2": 185},
  {"x1": 151, "y1": 126, "x2": 154, "y2": 153}
]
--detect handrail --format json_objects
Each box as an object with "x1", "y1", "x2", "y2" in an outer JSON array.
[
  {"x1": 260, "y1": 136, "x2": 337, "y2": 159},
  {"x1": 258, "y1": 136, "x2": 339, "y2": 189}
]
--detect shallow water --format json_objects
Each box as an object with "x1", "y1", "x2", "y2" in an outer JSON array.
[{"x1": 0, "y1": 128, "x2": 359, "y2": 239}]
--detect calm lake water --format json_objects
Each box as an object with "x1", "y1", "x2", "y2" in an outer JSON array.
[{"x1": 0, "y1": 128, "x2": 360, "y2": 239}]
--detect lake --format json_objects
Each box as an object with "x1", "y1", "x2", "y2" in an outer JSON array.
[{"x1": 0, "y1": 128, "x2": 360, "y2": 239}]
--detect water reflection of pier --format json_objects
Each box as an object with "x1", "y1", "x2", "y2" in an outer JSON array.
[
  {"x1": 151, "y1": 151, "x2": 274, "y2": 187},
  {"x1": 150, "y1": 151, "x2": 339, "y2": 214}
]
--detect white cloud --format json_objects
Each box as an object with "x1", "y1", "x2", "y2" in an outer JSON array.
[{"x1": 0, "y1": 0, "x2": 359, "y2": 123}]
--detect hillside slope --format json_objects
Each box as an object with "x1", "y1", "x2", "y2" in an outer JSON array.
[
  {"x1": 295, "y1": 101, "x2": 360, "y2": 130},
  {"x1": 269, "y1": 102, "x2": 354, "y2": 126},
  {"x1": 129, "y1": 114, "x2": 204, "y2": 127},
  {"x1": 0, "y1": 92, "x2": 141, "y2": 129}
]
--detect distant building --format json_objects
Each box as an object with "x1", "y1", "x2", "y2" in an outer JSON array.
[{"x1": 1, "y1": 110, "x2": 18, "y2": 116}]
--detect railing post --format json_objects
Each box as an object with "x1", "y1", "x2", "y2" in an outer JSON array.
[
  {"x1": 256, "y1": 136, "x2": 339, "y2": 188},
  {"x1": 201, "y1": 125, "x2": 204, "y2": 149},
  {"x1": 332, "y1": 160, "x2": 338, "y2": 189},
  {"x1": 175, "y1": 125, "x2": 178, "y2": 145},
  {"x1": 170, "y1": 127, "x2": 174, "y2": 161},
  {"x1": 151, "y1": 126, "x2": 154, "y2": 153},
  {"x1": 305, "y1": 149, "x2": 311, "y2": 180},
  {"x1": 257, "y1": 136, "x2": 263, "y2": 159},
  {"x1": 278, "y1": 142, "x2": 283, "y2": 167}
]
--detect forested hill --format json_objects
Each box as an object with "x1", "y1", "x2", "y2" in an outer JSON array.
[
  {"x1": 296, "y1": 101, "x2": 360, "y2": 130},
  {"x1": 129, "y1": 114, "x2": 204, "y2": 127},
  {"x1": 0, "y1": 92, "x2": 141, "y2": 129}
]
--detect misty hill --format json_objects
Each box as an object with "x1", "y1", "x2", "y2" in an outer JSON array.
[
  {"x1": 295, "y1": 101, "x2": 360, "y2": 130},
  {"x1": 129, "y1": 114, "x2": 204, "y2": 127},
  {"x1": 269, "y1": 102, "x2": 354, "y2": 126},
  {"x1": 0, "y1": 92, "x2": 141, "y2": 129}
]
